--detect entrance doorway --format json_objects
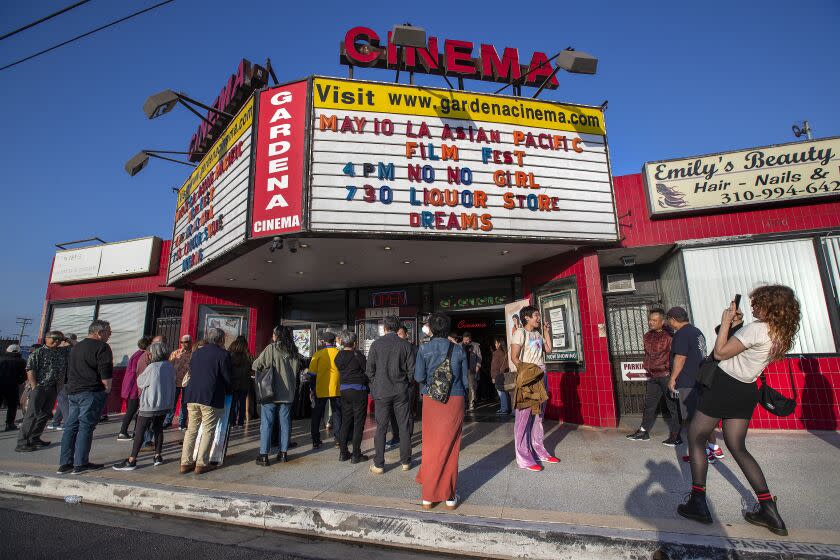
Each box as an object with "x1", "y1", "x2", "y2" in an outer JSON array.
[{"x1": 447, "y1": 307, "x2": 509, "y2": 421}]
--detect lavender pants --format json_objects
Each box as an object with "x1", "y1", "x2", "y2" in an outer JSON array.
[{"x1": 514, "y1": 402, "x2": 550, "y2": 467}]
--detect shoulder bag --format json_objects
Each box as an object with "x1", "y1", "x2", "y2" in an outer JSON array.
[
  {"x1": 427, "y1": 343, "x2": 455, "y2": 404},
  {"x1": 254, "y1": 365, "x2": 277, "y2": 404},
  {"x1": 757, "y1": 359, "x2": 797, "y2": 417}
]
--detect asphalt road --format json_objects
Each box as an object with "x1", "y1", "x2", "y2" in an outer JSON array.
[{"x1": 0, "y1": 493, "x2": 460, "y2": 560}]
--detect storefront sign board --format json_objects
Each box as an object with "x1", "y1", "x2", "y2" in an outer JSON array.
[
  {"x1": 308, "y1": 77, "x2": 617, "y2": 241},
  {"x1": 644, "y1": 136, "x2": 840, "y2": 217},
  {"x1": 52, "y1": 237, "x2": 161, "y2": 284},
  {"x1": 168, "y1": 97, "x2": 254, "y2": 284},
  {"x1": 250, "y1": 80, "x2": 309, "y2": 238}
]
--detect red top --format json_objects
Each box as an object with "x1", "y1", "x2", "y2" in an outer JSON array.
[{"x1": 643, "y1": 330, "x2": 672, "y2": 378}]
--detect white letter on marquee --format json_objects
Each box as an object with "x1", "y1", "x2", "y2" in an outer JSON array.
[
  {"x1": 266, "y1": 194, "x2": 289, "y2": 210},
  {"x1": 267, "y1": 176, "x2": 288, "y2": 191},
  {"x1": 270, "y1": 91, "x2": 292, "y2": 105},
  {"x1": 270, "y1": 124, "x2": 291, "y2": 139},
  {"x1": 270, "y1": 108, "x2": 291, "y2": 122}
]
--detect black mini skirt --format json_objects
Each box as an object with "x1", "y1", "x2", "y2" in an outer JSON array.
[{"x1": 697, "y1": 366, "x2": 758, "y2": 420}]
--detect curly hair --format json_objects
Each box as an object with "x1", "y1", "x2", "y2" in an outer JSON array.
[{"x1": 749, "y1": 285, "x2": 800, "y2": 361}]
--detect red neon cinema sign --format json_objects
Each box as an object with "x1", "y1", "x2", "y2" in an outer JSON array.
[
  {"x1": 340, "y1": 26, "x2": 559, "y2": 89},
  {"x1": 251, "y1": 81, "x2": 308, "y2": 238}
]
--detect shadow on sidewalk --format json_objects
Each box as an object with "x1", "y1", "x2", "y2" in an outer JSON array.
[{"x1": 457, "y1": 440, "x2": 511, "y2": 502}]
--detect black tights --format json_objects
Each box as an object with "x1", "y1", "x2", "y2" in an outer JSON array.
[{"x1": 688, "y1": 411, "x2": 768, "y2": 493}]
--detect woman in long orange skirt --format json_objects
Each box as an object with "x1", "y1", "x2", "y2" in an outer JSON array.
[{"x1": 414, "y1": 313, "x2": 469, "y2": 509}]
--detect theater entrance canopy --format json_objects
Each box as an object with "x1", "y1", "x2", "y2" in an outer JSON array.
[{"x1": 165, "y1": 76, "x2": 619, "y2": 292}]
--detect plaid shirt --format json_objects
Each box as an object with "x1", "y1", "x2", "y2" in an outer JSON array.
[
  {"x1": 169, "y1": 347, "x2": 192, "y2": 388},
  {"x1": 26, "y1": 345, "x2": 71, "y2": 387}
]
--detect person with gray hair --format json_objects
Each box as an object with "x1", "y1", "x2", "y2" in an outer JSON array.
[
  {"x1": 58, "y1": 320, "x2": 113, "y2": 474},
  {"x1": 180, "y1": 328, "x2": 232, "y2": 474},
  {"x1": 113, "y1": 342, "x2": 176, "y2": 471}
]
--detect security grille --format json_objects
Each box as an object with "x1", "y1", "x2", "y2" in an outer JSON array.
[{"x1": 154, "y1": 315, "x2": 182, "y2": 346}]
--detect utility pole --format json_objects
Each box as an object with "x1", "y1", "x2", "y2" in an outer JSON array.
[{"x1": 15, "y1": 317, "x2": 32, "y2": 343}]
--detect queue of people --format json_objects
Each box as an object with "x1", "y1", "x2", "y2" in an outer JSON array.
[{"x1": 0, "y1": 283, "x2": 801, "y2": 533}]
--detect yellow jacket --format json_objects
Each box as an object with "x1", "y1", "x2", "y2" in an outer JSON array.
[{"x1": 309, "y1": 347, "x2": 340, "y2": 398}]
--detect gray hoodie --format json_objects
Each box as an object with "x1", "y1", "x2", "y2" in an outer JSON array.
[{"x1": 137, "y1": 361, "x2": 177, "y2": 416}]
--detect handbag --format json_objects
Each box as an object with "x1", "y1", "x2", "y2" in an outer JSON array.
[
  {"x1": 757, "y1": 360, "x2": 797, "y2": 417},
  {"x1": 697, "y1": 359, "x2": 718, "y2": 389},
  {"x1": 427, "y1": 342, "x2": 455, "y2": 404},
  {"x1": 254, "y1": 366, "x2": 277, "y2": 404}
]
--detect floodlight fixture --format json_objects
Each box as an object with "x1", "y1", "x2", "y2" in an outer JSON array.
[
  {"x1": 556, "y1": 48, "x2": 598, "y2": 75},
  {"x1": 391, "y1": 24, "x2": 426, "y2": 48},
  {"x1": 142, "y1": 89, "x2": 234, "y2": 124},
  {"x1": 124, "y1": 150, "x2": 199, "y2": 177}
]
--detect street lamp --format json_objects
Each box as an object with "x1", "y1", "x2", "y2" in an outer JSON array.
[
  {"x1": 124, "y1": 150, "x2": 198, "y2": 177},
  {"x1": 142, "y1": 89, "x2": 233, "y2": 124}
]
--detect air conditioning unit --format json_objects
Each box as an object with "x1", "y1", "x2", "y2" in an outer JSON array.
[{"x1": 606, "y1": 273, "x2": 636, "y2": 293}]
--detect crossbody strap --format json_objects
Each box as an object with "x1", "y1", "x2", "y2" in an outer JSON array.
[{"x1": 760, "y1": 358, "x2": 798, "y2": 401}]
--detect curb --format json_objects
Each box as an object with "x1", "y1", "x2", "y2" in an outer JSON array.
[{"x1": 1, "y1": 470, "x2": 838, "y2": 560}]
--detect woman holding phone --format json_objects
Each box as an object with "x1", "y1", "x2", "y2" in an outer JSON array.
[{"x1": 677, "y1": 285, "x2": 800, "y2": 536}]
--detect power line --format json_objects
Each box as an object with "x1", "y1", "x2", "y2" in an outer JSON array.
[
  {"x1": 0, "y1": 0, "x2": 93, "y2": 42},
  {"x1": 0, "y1": 0, "x2": 176, "y2": 72}
]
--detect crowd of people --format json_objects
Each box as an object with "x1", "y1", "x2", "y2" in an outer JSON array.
[{"x1": 0, "y1": 284, "x2": 801, "y2": 530}]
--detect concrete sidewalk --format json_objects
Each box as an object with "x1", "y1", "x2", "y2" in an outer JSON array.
[{"x1": 1, "y1": 402, "x2": 839, "y2": 559}]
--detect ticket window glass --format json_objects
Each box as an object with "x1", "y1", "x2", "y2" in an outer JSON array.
[
  {"x1": 283, "y1": 321, "x2": 345, "y2": 360},
  {"x1": 356, "y1": 314, "x2": 418, "y2": 355},
  {"x1": 536, "y1": 279, "x2": 583, "y2": 367}
]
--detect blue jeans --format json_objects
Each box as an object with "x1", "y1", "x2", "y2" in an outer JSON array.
[
  {"x1": 60, "y1": 391, "x2": 107, "y2": 467},
  {"x1": 51, "y1": 390, "x2": 69, "y2": 426},
  {"x1": 163, "y1": 387, "x2": 188, "y2": 428},
  {"x1": 498, "y1": 390, "x2": 511, "y2": 413},
  {"x1": 260, "y1": 402, "x2": 292, "y2": 454}
]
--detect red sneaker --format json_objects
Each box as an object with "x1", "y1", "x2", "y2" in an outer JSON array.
[
  {"x1": 524, "y1": 464, "x2": 543, "y2": 472},
  {"x1": 542, "y1": 456, "x2": 560, "y2": 464},
  {"x1": 711, "y1": 447, "x2": 724, "y2": 459},
  {"x1": 682, "y1": 455, "x2": 691, "y2": 462},
  {"x1": 706, "y1": 449, "x2": 717, "y2": 464}
]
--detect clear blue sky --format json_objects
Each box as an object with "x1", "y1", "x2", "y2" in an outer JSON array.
[{"x1": 1, "y1": 0, "x2": 838, "y2": 342}]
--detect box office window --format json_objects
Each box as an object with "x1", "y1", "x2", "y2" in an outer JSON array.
[
  {"x1": 97, "y1": 300, "x2": 147, "y2": 367},
  {"x1": 282, "y1": 290, "x2": 346, "y2": 323},
  {"x1": 683, "y1": 239, "x2": 836, "y2": 355},
  {"x1": 197, "y1": 305, "x2": 248, "y2": 350},
  {"x1": 48, "y1": 303, "x2": 96, "y2": 341}
]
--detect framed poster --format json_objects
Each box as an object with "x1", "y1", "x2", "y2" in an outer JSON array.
[
  {"x1": 204, "y1": 314, "x2": 244, "y2": 348},
  {"x1": 537, "y1": 287, "x2": 582, "y2": 364}
]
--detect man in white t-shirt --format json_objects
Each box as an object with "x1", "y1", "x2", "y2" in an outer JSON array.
[{"x1": 510, "y1": 306, "x2": 559, "y2": 472}]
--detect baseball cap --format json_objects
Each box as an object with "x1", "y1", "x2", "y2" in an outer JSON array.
[
  {"x1": 6, "y1": 344, "x2": 21, "y2": 353},
  {"x1": 666, "y1": 306, "x2": 689, "y2": 322}
]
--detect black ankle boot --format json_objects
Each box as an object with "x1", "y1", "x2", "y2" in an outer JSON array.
[
  {"x1": 255, "y1": 454, "x2": 270, "y2": 467},
  {"x1": 277, "y1": 452, "x2": 288, "y2": 463},
  {"x1": 744, "y1": 497, "x2": 788, "y2": 536},
  {"x1": 677, "y1": 492, "x2": 713, "y2": 524}
]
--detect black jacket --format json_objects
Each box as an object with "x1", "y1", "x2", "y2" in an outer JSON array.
[
  {"x1": 0, "y1": 353, "x2": 26, "y2": 384},
  {"x1": 365, "y1": 332, "x2": 415, "y2": 399},
  {"x1": 335, "y1": 349, "x2": 367, "y2": 387},
  {"x1": 183, "y1": 344, "x2": 232, "y2": 409}
]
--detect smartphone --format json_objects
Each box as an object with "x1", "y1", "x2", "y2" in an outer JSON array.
[{"x1": 733, "y1": 294, "x2": 742, "y2": 309}]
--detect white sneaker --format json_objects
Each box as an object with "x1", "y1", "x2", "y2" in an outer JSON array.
[{"x1": 445, "y1": 495, "x2": 459, "y2": 509}]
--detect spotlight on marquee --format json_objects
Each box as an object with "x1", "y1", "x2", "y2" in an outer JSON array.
[
  {"x1": 555, "y1": 48, "x2": 598, "y2": 75},
  {"x1": 124, "y1": 150, "x2": 198, "y2": 177},
  {"x1": 391, "y1": 24, "x2": 427, "y2": 48},
  {"x1": 142, "y1": 89, "x2": 234, "y2": 124}
]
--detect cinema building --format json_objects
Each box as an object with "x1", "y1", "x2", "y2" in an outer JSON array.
[{"x1": 40, "y1": 71, "x2": 840, "y2": 431}]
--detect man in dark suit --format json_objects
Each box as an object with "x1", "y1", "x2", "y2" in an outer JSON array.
[
  {"x1": 180, "y1": 328, "x2": 231, "y2": 474},
  {"x1": 365, "y1": 316, "x2": 415, "y2": 474}
]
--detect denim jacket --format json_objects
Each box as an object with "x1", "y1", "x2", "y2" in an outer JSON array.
[{"x1": 414, "y1": 338, "x2": 469, "y2": 397}]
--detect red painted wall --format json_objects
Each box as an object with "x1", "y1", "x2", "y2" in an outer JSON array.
[
  {"x1": 614, "y1": 174, "x2": 840, "y2": 247},
  {"x1": 612, "y1": 174, "x2": 840, "y2": 430},
  {"x1": 522, "y1": 250, "x2": 617, "y2": 428}
]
